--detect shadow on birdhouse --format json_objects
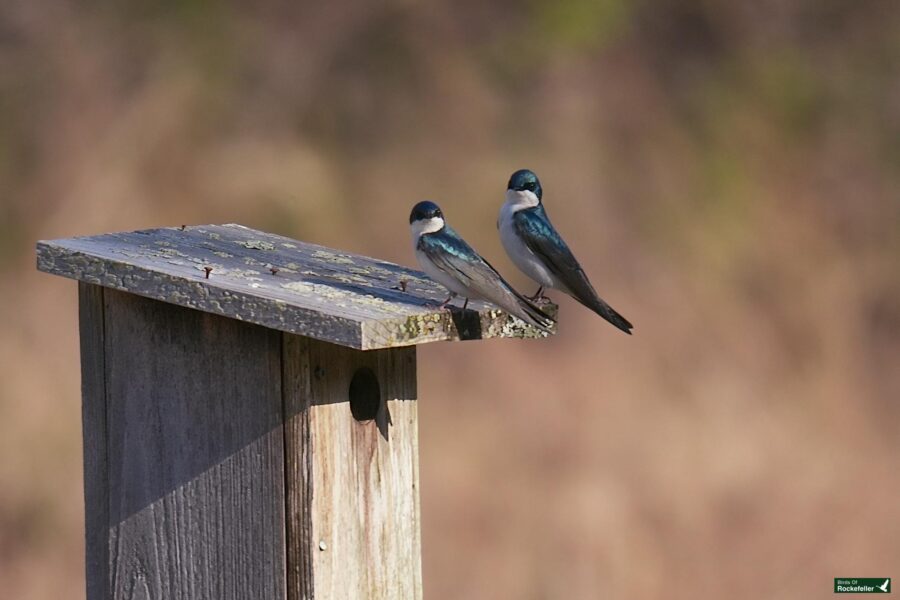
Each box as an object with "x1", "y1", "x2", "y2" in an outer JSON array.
[{"x1": 448, "y1": 306, "x2": 484, "y2": 340}]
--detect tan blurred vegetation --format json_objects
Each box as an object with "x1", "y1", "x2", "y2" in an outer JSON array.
[{"x1": 3, "y1": 0, "x2": 900, "y2": 598}]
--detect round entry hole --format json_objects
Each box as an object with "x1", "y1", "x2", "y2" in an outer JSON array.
[{"x1": 349, "y1": 367, "x2": 380, "y2": 422}]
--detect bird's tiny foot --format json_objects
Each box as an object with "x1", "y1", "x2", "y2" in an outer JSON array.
[
  {"x1": 527, "y1": 287, "x2": 547, "y2": 303},
  {"x1": 426, "y1": 294, "x2": 456, "y2": 310}
]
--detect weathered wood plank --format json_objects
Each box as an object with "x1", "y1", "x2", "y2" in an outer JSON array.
[
  {"x1": 37, "y1": 224, "x2": 556, "y2": 350},
  {"x1": 102, "y1": 290, "x2": 286, "y2": 600},
  {"x1": 283, "y1": 334, "x2": 314, "y2": 600},
  {"x1": 282, "y1": 337, "x2": 421, "y2": 599},
  {"x1": 79, "y1": 283, "x2": 110, "y2": 600}
]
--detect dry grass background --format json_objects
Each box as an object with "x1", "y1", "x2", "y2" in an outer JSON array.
[{"x1": 2, "y1": 1, "x2": 900, "y2": 598}]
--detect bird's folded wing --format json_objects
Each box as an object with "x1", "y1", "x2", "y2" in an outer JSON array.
[
  {"x1": 417, "y1": 231, "x2": 519, "y2": 305},
  {"x1": 418, "y1": 229, "x2": 555, "y2": 331},
  {"x1": 513, "y1": 207, "x2": 632, "y2": 333},
  {"x1": 512, "y1": 206, "x2": 596, "y2": 298}
]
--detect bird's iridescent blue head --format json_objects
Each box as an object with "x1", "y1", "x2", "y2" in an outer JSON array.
[
  {"x1": 409, "y1": 200, "x2": 447, "y2": 238},
  {"x1": 507, "y1": 169, "x2": 542, "y2": 200},
  {"x1": 409, "y1": 200, "x2": 444, "y2": 224}
]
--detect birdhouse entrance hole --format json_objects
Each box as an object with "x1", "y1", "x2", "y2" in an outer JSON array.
[{"x1": 350, "y1": 367, "x2": 381, "y2": 422}]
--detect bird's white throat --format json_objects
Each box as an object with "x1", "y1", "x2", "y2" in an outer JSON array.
[
  {"x1": 410, "y1": 216, "x2": 445, "y2": 238},
  {"x1": 504, "y1": 189, "x2": 540, "y2": 213}
]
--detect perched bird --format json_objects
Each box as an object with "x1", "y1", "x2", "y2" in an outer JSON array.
[
  {"x1": 498, "y1": 169, "x2": 633, "y2": 334},
  {"x1": 409, "y1": 200, "x2": 555, "y2": 333}
]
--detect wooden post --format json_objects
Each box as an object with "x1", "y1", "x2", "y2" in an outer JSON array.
[{"x1": 37, "y1": 224, "x2": 556, "y2": 600}]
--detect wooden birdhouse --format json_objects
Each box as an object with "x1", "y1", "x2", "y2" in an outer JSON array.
[{"x1": 37, "y1": 224, "x2": 555, "y2": 600}]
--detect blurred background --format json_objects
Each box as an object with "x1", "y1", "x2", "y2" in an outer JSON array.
[{"x1": 3, "y1": 1, "x2": 900, "y2": 598}]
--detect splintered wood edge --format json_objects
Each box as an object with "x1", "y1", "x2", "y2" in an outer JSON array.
[{"x1": 37, "y1": 234, "x2": 558, "y2": 351}]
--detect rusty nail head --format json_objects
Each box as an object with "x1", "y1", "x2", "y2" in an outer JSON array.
[{"x1": 204, "y1": 266, "x2": 213, "y2": 279}]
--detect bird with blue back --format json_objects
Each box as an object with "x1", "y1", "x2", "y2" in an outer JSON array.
[
  {"x1": 409, "y1": 200, "x2": 555, "y2": 333},
  {"x1": 498, "y1": 169, "x2": 633, "y2": 334}
]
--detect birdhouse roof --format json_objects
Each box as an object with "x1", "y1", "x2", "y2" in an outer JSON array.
[{"x1": 37, "y1": 224, "x2": 555, "y2": 350}]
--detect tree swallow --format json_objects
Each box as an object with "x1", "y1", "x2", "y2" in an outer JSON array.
[
  {"x1": 498, "y1": 169, "x2": 633, "y2": 334},
  {"x1": 409, "y1": 200, "x2": 555, "y2": 333}
]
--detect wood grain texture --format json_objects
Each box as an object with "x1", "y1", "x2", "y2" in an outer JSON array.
[
  {"x1": 102, "y1": 290, "x2": 287, "y2": 600},
  {"x1": 79, "y1": 283, "x2": 110, "y2": 600},
  {"x1": 282, "y1": 336, "x2": 422, "y2": 600},
  {"x1": 283, "y1": 334, "x2": 314, "y2": 600},
  {"x1": 37, "y1": 224, "x2": 556, "y2": 349}
]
